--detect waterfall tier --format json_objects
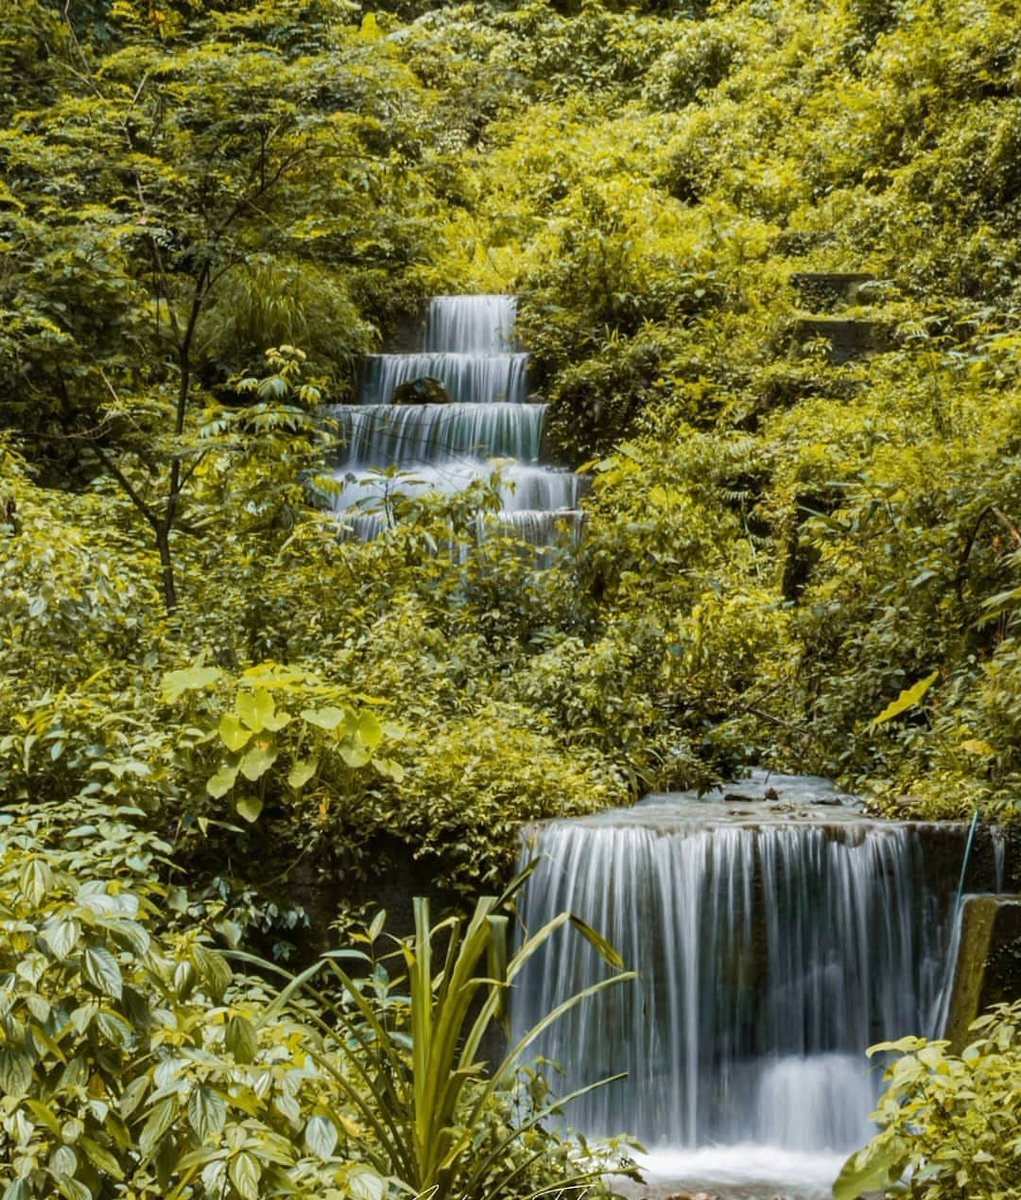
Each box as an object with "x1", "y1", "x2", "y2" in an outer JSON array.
[
  {"x1": 425, "y1": 294, "x2": 519, "y2": 353},
  {"x1": 330, "y1": 403, "x2": 547, "y2": 464},
  {"x1": 513, "y1": 785, "x2": 958, "y2": 1157},
  {"x1": 361, "y1": 353, "x2": 528, "y2": 406},
  {"x1": 333, "y1": 462, "x2": 579, "y2": 515}
]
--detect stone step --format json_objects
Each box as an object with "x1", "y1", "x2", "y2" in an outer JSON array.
[
  {"x1": 790, "y1": 271, "x2": 877, "y2": 308},
  {"x1": 791, "y1": 316, "x2": 892, "y2": 364}
]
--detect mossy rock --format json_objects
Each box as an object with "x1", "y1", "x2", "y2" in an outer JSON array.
[
  {"x1": 391, "y1": 376, "x2": 452, "y2": 405},
  {"x1": 944, "y1": 895, "x2": 1021, "y2": 1051}
]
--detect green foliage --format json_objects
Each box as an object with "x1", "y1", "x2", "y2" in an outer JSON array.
[
  {"x1": 0, "y1": 814, "x2": 634, "y2": 1200},
  {"x1": 248, "y1": 886, "x2": 636, "y2": 1200},
  {"x1": 835, "y1": 1002, "x2": 1021, "y2": 1200},
  {"x1": 0, "y1": 807, "x2": 377, "y2": 1200}
]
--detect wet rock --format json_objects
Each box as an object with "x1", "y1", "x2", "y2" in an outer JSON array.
[{"x1": 390, "y1": 376, "x2": 451, "y2": 405}]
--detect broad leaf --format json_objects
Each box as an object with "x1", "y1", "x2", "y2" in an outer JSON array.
[
  {"x1": 188, "y1": 1087, "x2": 227, "y2": 1141},
  {"x1": 870, "y1": 671, "x2": 939, "y2": 729},
  {"x1": 239, "y1": 743, "x2": 277, "y2": 782},
  {"x1": 207, "y1": 762, "x2": 240, "y2": 798},
  {"x1": 225, "y1": 1014, "x2": 258, "y2": 1064},
  {"x1": 229, "y1": 1151, "x2": 261, "y2": 1200},
  {"x1": 218, "y1": 714, "x2": 252, "y2": 753},
  {"x1": 82, "y1": 945, "x2": 123, "y2": 999},
  {"x1": 162, "y1": 667, "x2": 222, "y2": 704},
  {"x1": 235, "y1": 795, "x2": 264, "y2": 823},
  {"x1": 304, "y1": 1115, "x2": 338, "y2": 1160}
]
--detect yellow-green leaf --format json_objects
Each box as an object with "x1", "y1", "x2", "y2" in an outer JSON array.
[
  {"x1": 235, "y1": 795, "x2": 263, "y2": 823},
  {"x1": 239, "y1": 743, "x2": 277, "y2": 782},
  {"x1": 870, "y1": 671, "x2": 939, "y2": 729},
  {"x1": 207, "y1": 762, "x2": 240, "y2": 798},
  {"x1": 162, "y1": 667, "x2": 222, "y2": 704},
  {"x1": 219, "y1": 714, "x2": 251, "y2": 753}
]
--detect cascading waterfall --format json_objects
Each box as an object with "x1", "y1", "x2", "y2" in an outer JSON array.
[
  {"x1": 330, "y1": 295, "x2": 580, "y2": 550},
  {"x1": 512, "y1": 777, "x2": 961, "y2": 1197}
]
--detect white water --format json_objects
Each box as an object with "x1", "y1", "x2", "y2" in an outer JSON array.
[
  {"x1": 513, "y1": 779, "x2": 961, "y2": 1195},
  {"x1": 332, "y1": 295, "x2": 581, "y2": 552},
  {"x1": 361, "y1": 351, "x2": 528, "y2": 406}
]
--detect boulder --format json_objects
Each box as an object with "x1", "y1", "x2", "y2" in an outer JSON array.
[{"x1": 390, "y1": 376, "x2": 452, "y2": 405}]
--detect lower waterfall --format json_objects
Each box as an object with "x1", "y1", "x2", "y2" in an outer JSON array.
[{"x1": 512, "y1": 775, "x2": 961, "y2": 1197}]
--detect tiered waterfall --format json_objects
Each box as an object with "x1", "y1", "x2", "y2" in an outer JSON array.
[
  {"x1": 329, "y1": 295, "x2": 581, "y2": 547},
  {"x1": 512, "y1": 778, "x2": 962, "y2": 1193}
]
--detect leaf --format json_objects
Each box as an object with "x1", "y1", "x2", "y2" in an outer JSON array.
[
  {"x1": 218, "y1": 714, "x2": 252, "y2": 753},
  {"x1": 82, "y1": 945, "x2": 123, "y2": 1000},
  {"x1": 0, "y1": 1048, "x2": 33, "y2": 1099},
  {"x1": 347, "y1": 1164, "x2": 385, "y2": 1200},
  {"x1": 20, "y1": 858, "x2": 52, "y2": 906},
  {"x1": 356, "y1": 710, "x2": 383, "y2": 748},
  {"x1": 300, "y1": 705, "x2": 346, "y2": 730},
  {"x1": 833, "y1": 1135, "x2": 907, "y2": 1200},
  {"x1": 304, "y1": 1115, "x2": 338, "y2": 1160},
  {"x1": 236, "y1": 688, "x2": 275, "y2": 733},
  {"x1": 339, "y1": 744, "x2": 371, "y2": 769},
  {"x1": 229, "y1": 1151, "x2": 261, "y2": 1200},
  {"x1": 870, "y1": 671, "x2": 940, "y2": 729},
  {"x1": 79, "y1": 1137, "x2": 124, "y2": 1181},
  {"x1": 568, "y1": 915, "x2": 626, "y2": 970},
  {"x1": 188, "y1": 1087, "x2": 227, "y2": 1142},
  {"x1": 961, "y1": 739, "x2": 996, "y2": 756},
  {"x1": 235, "y1": 795, "x2": 263, "y2": 824},
  {"x1": 287, "y1": 759, "x2": 316, "y2": 789},
  {"x1": 368, "y1": 910, "x2": 386, "y2": 941},
  {"x1": 54, "y1": 1178, "x2": 91, "y2": 1200},
  {"x1": 139, "y1": 1097, "x2": 177, "y2": 1159},
  {"x1": 372, "y1": 756, "x2": 404, "y2": 782},
  {"x1": 225, "y1": 1015, "x2": 258, "y2": 1064},
  {"x1": 120, "y1": 1076, "x2": 149, "y2": 1120},
  {"x1": 207, "y1": 762, "x2": 240, "y2": 798},
  {"x1": 238, "y1": 743, "x2": 277, "y2": 782},
  {"x1": 162, "y1": 667, "x2": 222, "y2": 704},
  {"x1": 42, "y1": 918, "x2": 80, "y2": 959}
]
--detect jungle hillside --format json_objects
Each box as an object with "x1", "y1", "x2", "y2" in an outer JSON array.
[{"x1": 2, "y1": 0, "x2": 1021, "y2": 1195}]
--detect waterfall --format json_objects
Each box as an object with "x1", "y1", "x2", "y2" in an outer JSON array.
[
  {"x1": 330, "y1": 295, "x2": 580, "y2": 552},
  {"x1": 512, "y1": 776, "x2": 960, "y2": 1192}
]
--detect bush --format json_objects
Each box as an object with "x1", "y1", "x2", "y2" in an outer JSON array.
[{"x1": 835, "y1": 1001, "x2": 1021, "y2": 1200}]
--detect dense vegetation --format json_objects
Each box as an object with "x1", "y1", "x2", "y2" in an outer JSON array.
[
  {"x1": 6, "y1": 0, "x2": 1021, "y2": 913},
  {"x1": 836, "y1": 1001, "x2": 1021, "y2": 1199},
  {"x1": 3, "y1": 0, "x2": 1021, "y2": 1191}
]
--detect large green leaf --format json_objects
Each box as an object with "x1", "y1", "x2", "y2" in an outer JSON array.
[
  {"x1": 218, "y1": 713, "x2": 252, "y2": 753},
  {"x1": 225, "y1": 1014, "x2": 258, "y2": 1064},
  {"x1": 82, "y1": 945, "x2": 123, "y2": 1000},
  {"x1": 234, "y1": 795, "x2": 264, "y2": 823},
  {"x1": 229, "y1": 1150, "x2": 261, "y2": 1200},
  {"x1": 139, "y1": 1097, "x2": 177, "y2": 1159},
  {"x1": 162, "y1": 667, "x2": 222, "y2": 704},
  {"x1": 869, "y1": 670, "x2": 939, "y2": 729},
  {"x1": 206, "y1": 762, "x2": 240, "y2": 798},
  {"x1": 304, "y1": 1115, "x2": 338, "y2": 1160},
  {"x1": 188, "y1": 1086, "x2": 227, "y2": 1142},
  {"x1": 239, "y1": 742, "x2": 277, "y2": 782}
]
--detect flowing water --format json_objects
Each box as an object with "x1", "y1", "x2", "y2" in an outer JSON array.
[
  {"x1": 329, "y1": 295, "x2": 581, "y2": 552},
  {"x1": 513, "y1": 773, "x2": 964, "y2": 1199}
]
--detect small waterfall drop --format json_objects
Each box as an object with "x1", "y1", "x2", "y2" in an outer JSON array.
[
  {"x1": 330, "y1": 295, "x2": 580, "y2": 551},
  {"x1": 512, "y1": 775, "x2": 962, "y2": 1196}
]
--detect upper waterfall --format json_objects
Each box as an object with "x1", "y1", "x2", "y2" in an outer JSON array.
[
  {"x1": 425, "y1": 294, "x2": 520, "y2": 353},
  {"x1": 331, "y1": 294, "x2": 582, "y2": 553}
]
